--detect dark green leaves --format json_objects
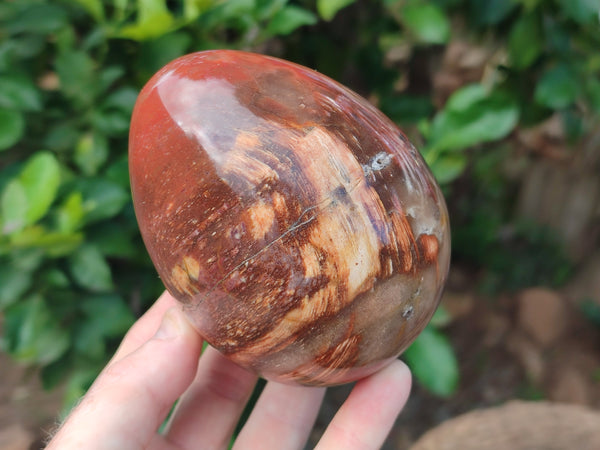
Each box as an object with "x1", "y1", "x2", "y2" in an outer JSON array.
[
  {"x1": 468, "y1": 0, "x2": 517, "y2": 26},
  {"x1": 69, "y1": 244, "x2": 113, "y2": 292},
  {"x1": 75, "y1": 133, "x2": 109, "y2": 176},
  {"x1": 556, "y1": 0, "x2": 600, "y2": 25},
  {"x1": 268, "y1": 6, "x2": 317, "y2": 34},
  {"x1": 55, "y1": 50, "x2": 96, "y2": 108},
  {"x1": 0, "y1": 73, "x2": 41, "y2": 151},
  {"x1": 75, "y1": 178, "x2": 129, "y2": 224},
  {"x1": 0, "y1": 258, "x2": 33, "y2": 308},
  {"x1": 508, "y1": 14, "x2": 543, "y2": 69},
  {"x1": 70, "y1": 0, "x2": 105, "y2": 22},
  {"x1": 535, "y1": 65, "x2": 580, "y2": 109},
  {"x1": 0, "y1": 74, "x2": 42, "y2": 111},
  {"x1": 0, "y1": 109, "x2": 24, "y2": 151},
  {"x1": 7, "y1": 2, "x2": 68, "y2": 34},
  {"x1": 2, "y1": 295, "x2": 70, "y2": 365}
]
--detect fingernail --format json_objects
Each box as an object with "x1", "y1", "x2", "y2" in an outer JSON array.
[{"x1": 154, "y1": 308, "x2": 182, "y2": 340}]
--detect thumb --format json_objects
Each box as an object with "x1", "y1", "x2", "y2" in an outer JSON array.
[{"x1": 47, "y1": 307, "x2": 203, "y2": 449}]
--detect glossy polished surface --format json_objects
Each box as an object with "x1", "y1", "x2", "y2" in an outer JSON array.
[{"x1": 129, "y1": 50, "x2": 450, "y2": 386}]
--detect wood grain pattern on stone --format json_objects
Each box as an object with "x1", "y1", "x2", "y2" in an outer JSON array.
[{"x1": 129, "y1": 50, "x2": 450, "y2": 386}]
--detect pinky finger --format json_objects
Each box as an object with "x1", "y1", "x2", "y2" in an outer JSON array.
[{"x1": 316, "y1": 360, "x2": 411, "y2": 450}]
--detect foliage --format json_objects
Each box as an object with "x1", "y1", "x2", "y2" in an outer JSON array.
[
  {"x1": 404, "y1": 307, "x2": 459, "y2": 397},
  {"x1": 1, "y1": 0, "x2": 598, "y2": 403},
  {"x1": 0, "y1": 0, "x2": 320, "y2": 409}
]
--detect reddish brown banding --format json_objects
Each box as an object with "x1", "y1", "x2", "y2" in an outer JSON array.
[{"x1": 129, "y1": 50, "x2": 451, "y2": 386}]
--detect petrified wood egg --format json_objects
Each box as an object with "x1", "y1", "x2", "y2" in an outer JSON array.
[{"x1": 129, "y1": 50, "x2": 450, "y2": 386}]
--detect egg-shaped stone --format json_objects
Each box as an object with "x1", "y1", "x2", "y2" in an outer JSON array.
[{"x1": 129, "y1": 50, "x2": 450, "y2": 386}]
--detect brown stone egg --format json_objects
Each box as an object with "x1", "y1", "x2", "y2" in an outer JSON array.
[{"x1": 129, "y1": 50, "x2": 450, "y2": 386}]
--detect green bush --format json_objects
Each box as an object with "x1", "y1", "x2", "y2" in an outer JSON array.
[{"x1": 1, "y1": 0, "x2": 598, "y2": 403}]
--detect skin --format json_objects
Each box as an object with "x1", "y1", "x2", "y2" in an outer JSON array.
[{"x1": 46, "y1": 291, "x2": 412, "y2": 450}]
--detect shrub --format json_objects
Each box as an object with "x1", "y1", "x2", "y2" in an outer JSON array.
[{"x1": 1, "y1": 0, "x2": 598, "y2": 403}]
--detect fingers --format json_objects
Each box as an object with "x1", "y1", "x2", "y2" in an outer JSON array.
[
  {"x1": 315, "y1": 360, "x2": 411, "y2": 450},
  {"x1": 111, "y1": 291, "x2": 179, "y2": 363},
  {"x1": 47, "y1": 307, "x2": 203, "y2": 450},
  {"x1": 163, "y1": 346, "x2": 258, "y2": 449},
  {"x1": 233, "y1": 383, "x2": 326, "y2": 450}
]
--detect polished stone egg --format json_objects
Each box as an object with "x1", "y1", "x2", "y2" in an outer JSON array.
[{"x1": 129, "y1": 50, "x2": 450, "y2": 386}]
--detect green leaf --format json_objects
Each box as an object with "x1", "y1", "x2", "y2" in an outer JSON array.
[
  {"x1": 255, "y1": 0, "x2": 288, "y2": 20},
  {"x1": 69, "y1": 244, "x2": 113, "y2": 292},
  {"x1": 44, "y1": 122, "x2": 80, "y2": 152},
  {"x1": 138, "y1": 0, "x2": 173, "y2": 24},
  {"x1": 41, "y1": 354, "x2": 74, "y2": 391},
  {"x1": 2, "y1": 295, "x2": 70, "y2": 365},
  {"x1": 80, "y1": 295, "x2": 136, "y2": 337},
  {"x1": 10, "y1": 248, "x2": 44, "y2": 272},
  {"x1": 508, "y1": 14, "x2": 543, "y2": 70},
  {"x1": 0, "y1": 74, "x2": 42, "y2": 111},
  {"x1": 73, "y1": 321, "x2": 106, "y2": 358},
  {"x1": 317, "y1": 0, "x2": 356, "y2": 21},
  {"x1": 75, "y1": 133, "x2": 109, "y2": 176},
  {"x1": 580, "y1": 299, "x2": 600, "y2": 327},
  {"x1": 445, "y1": 83, "x2": 487, "y2": 110},
  {"x1": 92, "y1": 109, "x2": 130, "y2": 136},
  {"x1": 8, "y1": 3, "x2": 69, "y2": 34},
  {"x1": 0, "y1": 108, "x2": 25, "y2": 151},
  {"x1": 401, "y1": 3, "x2": 451, "y2": 45},
  {"x1": 468, "y1": 0, "x2": 517, "y2": 26},
  {"x1": 586, "y1": 78, "x2": 600, "y2": 113},
  {"x1": 267, "y1": 6, "x2": 318, "y2": 35},
  {"x1": 556, "y1": 0, "x2": 600, "y2": 25},
  {"x1": 535, "y1": 65, "x2": 580, "y2": 109},
  {"x1": 9, "y1": 226, "x2": 83, "y2": 257},
  {"x1": 69, "y1": 0, "x2": 105, "y2": 22},
  {"x1": 428, "y1": 85, "x2": 519, "y2": 152},
  {"x1": 43, "y1": 268, "x2": 71, "y2": 289},
  {"x1": 20, "y1": 151, "x2": 61, "y2": 224},
  {"x1": 55, "y1": 50, "x2": 97, "y2": 107},
  {"x1": 429, "y1": 305, "x2": 452, "y2": 328},
  {"x1": 89, "y1": 223, "x2": 137, "y2": 258},
  {"x1": 118, "y1": 0, "x2": 175, "y2": 40},
  {"x1": 105, "y1": 155, "x2": 131, "y2": 189},
  {"x1": 76, "y1": 179, "x2": 129, "y2": 224},
  {"x1": 429, "y1": 154, "x2": 468, "y2": 184},
  {"x1": 98, "y1": 66, "x2": 126, "y2": 93},
  {"x1": 404, "y1": 326, "x2": 459, "y2": 397},
  {"x1": 138, "y1": 32, "x2": 192, "y2": 77},
  {"x1": 1, "y1": 179, "x2": 27, "y2": 234},
  {"x1": 380, "y1": 94, "x2": 434, "y2": 124},
  {"x1": 183, "y1": 0, "x2": 210, "y2": 21},
  {"x1": 56, "y1": 192, "x2": 85, "y2": 233},
  {"x1": 0, "y1": 260, "x2": 32, "y2": 309},
  {"x1": 513, "y1": 0, "x2": 544, "y2": 12},
  {"x1": 102, "y1": 87, "x2": 139, "y2": 113}
]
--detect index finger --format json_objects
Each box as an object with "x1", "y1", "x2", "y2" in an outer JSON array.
[{"x1": 110, "y1": 290, "x2": 180, "y2": 363}]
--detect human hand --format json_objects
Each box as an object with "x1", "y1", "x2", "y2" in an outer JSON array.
[{"x1": 47, "y1": 291, "x2": 411, "y2": 449}]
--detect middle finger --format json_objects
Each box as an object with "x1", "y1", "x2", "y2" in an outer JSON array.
[{"x1": 163, "y1": 346, "x2": 258, "y2": 449}]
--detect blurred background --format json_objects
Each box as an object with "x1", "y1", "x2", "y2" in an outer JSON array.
[{"x1": 0, "y1": 0, "x2": 599, "y2": 448}]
